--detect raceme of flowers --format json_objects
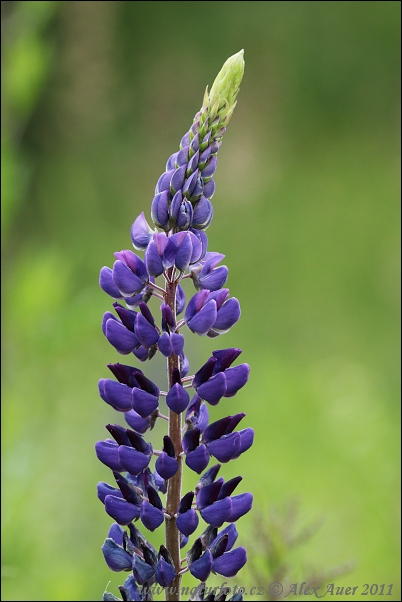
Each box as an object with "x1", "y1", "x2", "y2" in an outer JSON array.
[{"x1": 97, "y1": 51, "x2": 252, "y2": 602}]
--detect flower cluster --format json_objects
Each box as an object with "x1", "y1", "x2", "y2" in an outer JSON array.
[{"x1": 97, "y1": 51, "x2": 252, "y2": 602}]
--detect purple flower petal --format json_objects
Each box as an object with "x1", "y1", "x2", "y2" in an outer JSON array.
[
  {"x1": 112, "y1": 260, "x2": 144, "y2": 296},
  {"x1": 135, "y1": 313, "x2": 159, "y2": 348},
  {"x1": 104, "y1": 495, "x2": 140, "y2": 525},
  {"x1": 207, "y1": 432, "x2": 241, "y2": 463},
  {"x1": 118, "y1": 445, "x2": 151, "y2": 476},
  {"x1": 176, "y1": 285, "x2": 186, "y2": 315},
  {"x1": 95, "y1": 440, "x2": 124, "y2": 472},
  {"x1": 151, "y1": 191, "x2": 170, "y2": 229},
  {"x1": 176, "y1": 508, "x2": 199, "y2": 537},
  {"x1": 231, "y1": 428, "x2": 254, "y2": 459},
  {"x1": 189, "y1": 549, "x2": 212, "y2": 581},
  {"x1": 217, "y1": 476, "x2": 243, "y2": 500},
  {"x1": 187, "y1": 299, "x2": 217, "y2": 336},
  {"x1": 158, "y1": 332, "x2": 172, "y2": 357},
  {"x1": 200, "y1": 497, "x2": 232, "y2": 528},
  {"x1": 108, "y1": 523, "x2": 125, "y2": 546},
  {"x1": 156, "y1": 556, "x2": 176, "y2": 587},
  {"x1": 132, "y1": 553, "x2": 156, "y2": 585},
  {"x1": 199, "y1": 266, "x2": 228, "y2": 291},
  {"x1": 203, "y1": 178, "x2": 215, "y2": 199},
  {"x1": 170, "y1": 164, "x2": 187, "y2": 193},
  {"x1": 155, "y1": 169, "x2": 174, "y2": 194},
  {"x1": 192, "y1": 196, "x2": 213, "y2": 230},
  {"x1": 196, "y1": 479, "x2": 223, "y2": 509},
  {"x1": 131, "y1": 212, "x2": 154, "y2": 250},
  {"x1": 211, "y1": 524, "x2": 238, "y2": 553},
  {"x1": 145, "y1": 240, "x2": 164, "y2": 277},
  {"x1": 124, "y1": 410, "x2": 150, "y2": 435},
  {"x1": 140, "y1": 500, "x2": 164, "y2": 531},
  {"x1": 155, "y1": 452, "x2": 178, "y2": 480},
  {"x1": 185, "y1": 444, "x2": 210, "y2": 474},
  {"x1": 212, "y1": 546, "x2": 247, "y2": 578},
  {"x1": 166, "y1": 383, "x2": 190, "y2": 414},
  {"x1": 185, "y1": 289, "x2": 210, "y2": 322},
  {"x1": 224, "y1": 364, "x2": 250, "y2": 396},
  {"x1": 102, "y1": 538, "x2": 132, "y2": 571},
  {"x1": 97, "y1": 482, "x2": 123, "y2": 504},
  {"x1": 196, "y1": 372, "x2": 227, "y2": 405},
  {"x1": 171, "y1": 333, "x2": 184, "y2": 356},
  {"x1": 174, "y1": 233, "x2": 193, "y2": 271},
  {"x1": 213, "y1": 298, "x2": 241, "y2": 332},
  {"x1": 131, "y1": 388, "x2": 159, "y2": 418},
  {"x1": 105, "y1": 320, "x2": 139, "y2": 354},
  {"x1": 228, "y1": 493, "x2": 253, "y2": 522},
  {"x1": 100, "y1": 267, "x2": 123, "y2": 299},
  {"x1": 98, "y1": 379, "x2": 133, "y2": 412}
]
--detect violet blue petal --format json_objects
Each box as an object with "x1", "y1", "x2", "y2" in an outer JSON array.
[
  {"x1": 196, "y1": 479, "x2": 223, "y2": 510},
  {"x1": 213, "y1": 298, "x2": 241, "y2": 332},
  {"x1": 156, "y1": 557, "x2": 176, "y2": 587},
  {"x1": 132, "y1": 346, "x2": 149, "y2": 362},
  {"x1": 193, "y1": 356, "x2": 217, "y2": 388},
  {"x1": 177, "y1": 200, "x2": 193, "y2": 230},
  {"x1": 200, "y1": 497, "x2": 232, "y2": 528},
  {"x1": 100, "y1": 267, "x2": 123, "y2": 299},
  {"x1": 131, "y1": 212, "x2": 154, "y2": 251},
  {"x1": 170, "y1": 164, "x2": 187, "y2": 193},
  {"x1": 197, "y1": 403, "x2": 209, "y2": 433},
  {"x1": 135, "y1": 314, "x2": 159, "y2": 348},
  {"x1": 166, "y1": 383, "x2": 190, "y2": 414},
  {"x1": 187, "y1": 299, "x2": 217, "y2": 336},
  {"x1": 105, "y1": 495, "x2": 140, "y2": 525},
  {"x1": 118, "y1": 446, "x2": 151, "y2": 476},
  {"x1": 196, "y1": 371, "x2": 227, "y2": 405},
  {"x1": 207, "y1": 288, "x2": 229, "y2": 309},
  {"x1": 158, "y1": 332, "x2": 172, "y2": 357},
  {"x1": 108, "y1": 523, "x2": 125, "y2": 546},
  {"x1": 113, "y1": 303, "x2": 137, "y2": 331},
  {"x1": 155, "y1": 169, "x2": 174, "y2": 194},
  {"x1": 180, "y1": 534, "x2": 188, "y2": 548},
  {"x1": 189, "y1": 549, "x2": 212, "y2": 581},
  {"x1": 184, "y1": 289, "x2": 210, "y2": 322},
  {"x1": 212, "y1": 348, "x2": 242, "y2": 373},
  {"x1": 169, "y1": 190, "x2": 183, "y2": 222},
  {"x1": 102, "y1": 538, "x2": 132, "y2": 571},
  {"x1": 187, "y1": 149, "x2": 199, "y2": 174},
  {"x1": 183, "y1": 169, "x2": 199, "y2": 198},
  {"x1": 211, "y1": 524, "x2": 238, "y2": 553},
  {"x1": 170, "y1": 333, "x2": 184, "y2": 356},
  {"x1": 155, "y1": 452, "x2": 178, "y2": 480},
  {"x1": 122, "y1": 575, "x2": 141, "y2": 602},
  {"x1": 199, "y1": 266, "x2": 228, "y2": 291},
  {"x1": 97, "y1": 482, "x2": 123, "y2": 504},
  {"x1": 202, "y1": 155, "x2": 218, "y2": 179},
  {"x1": 177, "y1": 145, "x2": 189, "y2": 166},
  {"x1": 208, "y1": 433, "x2": 241, "y2": 463},
  {"x1": 174, "y1": 233, "x2": 193, "y2": 271},
  {"x1": 178, "y1": 492, "x2": 194, "y2": 514},
  {"x1": 190, "y1": 228, "x2": 208, "y2": 259},
  {"x1": 166, "y1": 151, "x2": 179, "y2": 171},
  {"x1": 140, "y1": 500, "x2": 164, "y2": 532},
  {"x1": 98, "y1": 379, "x2": 133, "y2": 412},
  {"x1": 224, "y1": 364, "x2": 250, "y2": 396},
  {"x1": 145, "y1": 241, "x2": 164, "y2": 277},
  {"x1": 176, "y1": 509, "x2": 199, "y2": 537},
  {"x1": 202, "y1": 416, "x2": 233, "y2": 443},
  {"x1": 102, "y1": 312, "x2": 118, "y2": 335},
  {"x1": 185, "y1": 444, "x2": 210, "y2": 474},
  {"x1": 182, "y1": 428, "x2": 200, "y2": 454},
  {"x1": 203, "y1": 178, "x2": 215, "y2": 199},
  {"x1": 228, "y1": 493, "x2": 253, "y2": 522},
  {"x1": 151, "y1": 191, "x2": 170, "y2": 229},
  {"x1": 188, "y1": 231, "x2": 203, "y2": 264},
  {"x1": 212, "y1": 546, "x2": 247, "y2": 578},
  {"x1": 124, "y1": 410, "x2": 150, "y2": 435},
  {"x1": 112, "y1": 261, "x2": 144, "y2": 296},
  {"x1": 95, "y1": 440, "x2": 124, "y2": 472},
  {"x1": 217, "y1": 477, "x2": 243, "y2": 501},
  {"x1": 132, "y1": 553, "x2": 156, "y2": 585},
  {"x1": 105, "y1": 320, "x2": 139, "y2": 354},
  {"x1": 231, "y1": 428, "x2": 254, "y2": 459},
  {"x1": 131, "y1": 388, "x2": 159, "y2": 418},
  {"x1": 176, "y1": 285, "x2": 186, "y2": 315},
  {"x1": 192, "y1": 197, "x2": 213, "y2": 230}
]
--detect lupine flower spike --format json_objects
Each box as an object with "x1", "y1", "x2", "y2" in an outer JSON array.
[{"x1": 98, "y1": 50, "x2": 252, "y2": 602}]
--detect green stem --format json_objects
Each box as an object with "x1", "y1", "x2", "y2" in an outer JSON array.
[{"x1": 165, "y1": 267, "x2": 183, "y2": 601}]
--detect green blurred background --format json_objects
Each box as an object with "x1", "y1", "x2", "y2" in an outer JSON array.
[{"x1": 2, "y1": 1, "x2": 400, "y2": 601}]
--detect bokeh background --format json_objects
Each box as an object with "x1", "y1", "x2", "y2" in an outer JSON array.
[{"x1": 2, "y1": 2, "x2": 400, "y2": 601}]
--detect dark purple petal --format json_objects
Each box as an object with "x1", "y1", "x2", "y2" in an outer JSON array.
[
  {"x1": 193, "y1": 356, "x2": 217, "y2": 388},
  {"x1": 131, "y1": 388, "x2": 159, "y2": 418},
  {"x1": 196, "y1": 371, "x2": 227, "y2": 405},
  {"x1": 132, "y1": 553, "x2": 156, "y2": 585},
  {"x1": 99, "y1": 379, "x2": 133, "y2": 412},
  {"x1": 178, "y1": 492, "x2": 194, "y2": 514},
  {"x1": 192, "y1": 197, "x2": 213, "y2": 230},
  {"x1": 203, "y1": 178, "x2": 215, "y2": 199},
  {"x1": 196, "y1": 464, "x2": 221, "y2": 491},
  {"x1": 171, "y1": 333, "x2": 184, "y2": 356},
  {"x1": 177, "y1": 199, "x2": 193, "y2": 230},
  {"x1": 231, "y1": 428, "x2": 254, "y2": 458},
  {"x1": 196, "y1": 479, "x2": 224, "y2": 509},
  {"x1": 112, "y1": 303, "x2": 137, "y2": 331},
  {"x1": 122, "y1": 575, "x2": 141, "y2": 602},
  {"x1": 97, "y1": 482, "x2": 123, "y2": 504},
  {"x1": 176, "y1": 285, "x2": 186, "y2": 315},
  {"x1": 108, "y1": 363, "x2": 143, "y2": 387},
  {"x1": 189, "y1": 549, "x2": 212, "y2": 581},
  {"x1": 180, "y1": 534, "x2": 188, "y2": 548},
  {"x1": 161, "y1": 304, "x2": 175, "y2": 331},
  {"x1": 217, "y1": 477, "x2": 243, "y2": 501},
  {"x1": 199, "y1": 266, "x2": 228, "y2": 291},
  {"x1": 155, "y1": 452, "x2": 178, "y2": 480},
  {"x1": 124, "y1": 410, "x2": 150, "y2": 435},
  {"x1": 151, "y1": 190, "x2": 170, "y2": 229},
  {"x1": 166, "y1": 383, "x2": 190, "y2": 414},
  {"x1": 113, "y1": 261, "x2": 144, "y2": 296},
  {"x1": 131, "y1": 212, "x2": 154, "y2": 250},
  {"x1": 187, "y1": 299, "x2": 217, "y2": 336},
  {"x1": 188, "y1": 231, "x2": 203, "y2": 264},
  {"x1": 207, "y1": 288, "x2": 229, "y2": 309},
  {"x1": 212, "y1": 546, "x2": 247, "y2": 578},
  {"x1": 158, "y1": 332, "x2": 172, "y2": 357},
  {"x1": 100, "y1": 267, "x2": 123, "y2": 299},
  {"x1": 156, "y1": 556, "x2": 176, "y2": 587},
  {"x1": 224, "y1": 364, "x2": 250, "y2": 396},
  {"x1": 170, "y1": 164, "x2": 187, "y2": 193},
  {"x1": 108, "y1": 523, "x2": 125, "y2": 546},
  {"x1": 114, "y1": 251, "x2": 147, "y2": 283},
  {"x1": 174, "y1": 233, "x2": 193, "y2": 271},
  {"x1": 118, "y1": 446, "x2": 151, "y2": 476},
  {"x1": 185, "y1": 444, "x2": 210, "y2": 474},
  {"x1": 212, "y1": 348, "x2": 242, "y2": 373},
  {"x1": 200, "y1": 497, "x2": 232, "y2": 528},
  {"x1": 145, "y1": 240, "x2": 164, "y2": 277},
  {"x1": 135, "y1": 314, "x2": 159, "y2": 348},
  {"x1": 176, "y1": 509, "x2": 199, "y2": 537},
  {"x1": 138, "y1": 301, "x2": 155, "y2": 326},
  {"x1": 95, "y1": 439, "x2": 124, "y2": 471},
  {"x1": 140, "y1": 500, "x2": 164, "y2": 531},
  {"x1": 182, "y1": 428, "x2": 200, "y2": 454},
  {"x1": 202, "y1": 416, "x2": 233, "y2": 443},
  {"x1": 185, "y1": 289, "x2": 210, "y2": 322},
  {"x1": 106, "y1": 423, "x2": 132, "y2": 446},
  {"x1": 102, "y1": 538, "x2": 132, "y2": 571},
  {"x1": 211, "y1": 524, "x2": 238, "y2": 553},
  {"x1": 228, "y1": 493, "x2": 253, "y2": 522},
  {"x1": 169, "y1": 190, "x2": 183, "y2": 222},
  {"x1": 105, "y1": 320, "x2": 139, "y2": 354},
  {"x1": 190, "y1": 228, "x2": 208, "y2": 259},
  {"x1": 102, "y1": 312, "x2": 118, "y2": 335},
  {"x1": 207, "y1": 433, "x2": 241, "y2": 463},
  {"x1": 213, "y1": 298, "x2": 241, "y2": 332},
  {"x1": 225, "y1": 413, "x2": 246, "y2": 434},
  {"x1": 135, "y1": 372, "x2": 159, "y2": 397},
  {"x1": 155, "y1": 169, "x2": 175, "y2": 194},
  {"x1": 105, "y1": 495, "x2": 140, "y2": 525},
  {"x1": 132, "y1": 345, "x2": 149, "y2": 362}
]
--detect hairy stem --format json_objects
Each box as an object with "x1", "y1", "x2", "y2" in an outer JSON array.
[{"x1": 165, "y1": 267, "x2": 183, "y2": 601}]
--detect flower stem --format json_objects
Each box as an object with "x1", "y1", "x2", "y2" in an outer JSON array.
[{"x1": 165, "y1": 267, "x2": 183, "y2": 601}]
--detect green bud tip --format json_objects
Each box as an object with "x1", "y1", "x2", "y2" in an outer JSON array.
[{"x1": 205, "y1": 50, "x2": 245, "y2": 119}]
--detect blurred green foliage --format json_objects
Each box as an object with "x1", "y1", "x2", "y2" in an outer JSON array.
[{"x1": 2, "y1": 2, "x2": 400, "y2": 601}]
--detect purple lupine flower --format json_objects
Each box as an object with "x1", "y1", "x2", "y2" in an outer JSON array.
[{"x1": 96, "y1": 51, "x2": 250, "y2": 600}]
